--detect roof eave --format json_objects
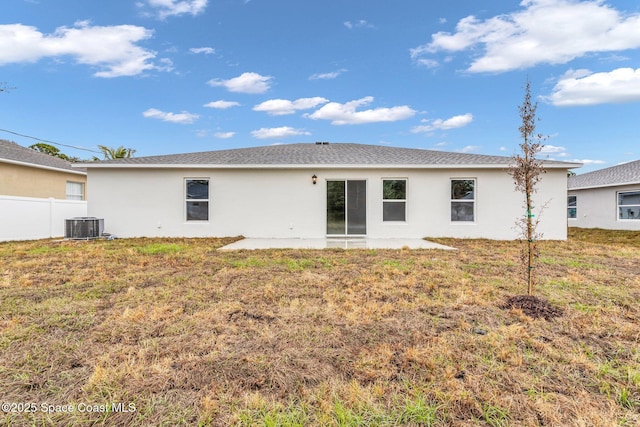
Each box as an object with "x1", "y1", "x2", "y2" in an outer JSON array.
[
  {"x1": 75, "y1": 162, "x2": 579, "y2": 170},
  {"x1": 568, "y1": 181, "x2": 640, "y2": 191},
  {"x1": 2, "y1": 158, "x2": 86, "y2": 175}
]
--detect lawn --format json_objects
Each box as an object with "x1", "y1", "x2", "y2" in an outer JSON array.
[{"x1": 0, "y1": 228, "x2": 638, "y2": 426}]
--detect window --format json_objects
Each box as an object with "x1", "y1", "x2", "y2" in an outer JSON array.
[
  {"x1": 66, "y1": 181, "x2": 84, "y2": 200},
  {"x1": 382, "y1": 179, "x2": 406, "y2": 221},
  {"x1": 451, "y1": 179, "x2": 475, "y2": 222},
  {"x1": 568, "y1": 195, "x2": 577, "y2": 219},
  {"x1": 618, "y1": 190, "x2": 640, "y2": 220},
  {"x1": 186, "y1": 179, "x2": 209, "y2": 221}
]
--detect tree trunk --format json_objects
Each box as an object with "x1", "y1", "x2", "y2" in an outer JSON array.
[{"x1": 526, "y1": 162, "x2": 534, "y2": 296}]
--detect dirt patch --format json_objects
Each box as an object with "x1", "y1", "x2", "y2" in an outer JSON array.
[{"x1": 503, "y1": 295, "x2": 563, "y2": 320}]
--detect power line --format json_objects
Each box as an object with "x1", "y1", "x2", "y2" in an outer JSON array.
[{"x1": 0, "y1": 127, "x2": 102, "y2": 154}]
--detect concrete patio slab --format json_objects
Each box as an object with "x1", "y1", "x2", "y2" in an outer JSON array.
[{"x1": 218, "y1": 238, "x2": 456, "y2": 251}]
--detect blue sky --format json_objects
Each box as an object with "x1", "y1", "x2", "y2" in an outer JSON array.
[{"x1": 1, "y1": 0, "x2": 639, "y2": 172}]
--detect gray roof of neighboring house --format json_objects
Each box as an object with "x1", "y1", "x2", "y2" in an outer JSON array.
[
  {"x1": 78, "y1": 142, "x2": 580, "y2": 169},
  {"x1": 0, "y1": 139, "x2": 85, "y2": 174},
  {"x1": 568, "y1": 160, "x2": 640, "y2": 190}
]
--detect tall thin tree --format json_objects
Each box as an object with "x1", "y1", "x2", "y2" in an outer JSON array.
[{"x1": 508, "y1": 80, "x2": 546, "y2": 296}]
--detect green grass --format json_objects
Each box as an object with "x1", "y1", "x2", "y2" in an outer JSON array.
[
  {"x1": 0, "y1": 229, "x2": 639, "y2": 426},
  {"x1": 397, "y1": 395, "x2": 441, "y2": 426},
  {"x1": 481, "y1": 403, "x2": 510, "y2": 427}
]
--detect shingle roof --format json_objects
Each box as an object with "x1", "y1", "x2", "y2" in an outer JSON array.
[
  {"x1": 79, "y1": 143, "x2": 579, "y2": 169},
  {"x1": 568, "y1": 160, "x2": 640, "y2": 189},
  {"x1": 0, "y1": 139, "x2": 84, "y2": 174}
]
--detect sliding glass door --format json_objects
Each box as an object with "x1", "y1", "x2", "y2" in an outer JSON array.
[{"x1": 327, "y1": 180, "x2": 366, "y2": 235}]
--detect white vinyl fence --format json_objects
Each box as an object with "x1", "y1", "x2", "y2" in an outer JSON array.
[{"x1": 0, "y1": 195, "x2": 87, "y2": 242}]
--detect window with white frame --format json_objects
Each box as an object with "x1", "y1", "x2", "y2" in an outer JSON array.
[
  {"x1": 186, "y1": 179, "x2": 209, "y2": 221},
  {"x1": 568, "y1": 195, "x2": 577, "y2": 219},
  {"x1": 618, "y1": 190, "x2": 640, "y2": 220},
  {"x1": 451, "y1": 179, "x2": 475, "y2": 222},
  {"x1": 382, "y1": 179, "x2": 406, "y2": 221},
  {"x1": 66, "y1": 181, "x2": 85, "y2": 200}
]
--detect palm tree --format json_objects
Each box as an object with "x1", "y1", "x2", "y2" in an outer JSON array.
[{"x1": 93, "y1": 145, "x2": 136, "y2": 160}]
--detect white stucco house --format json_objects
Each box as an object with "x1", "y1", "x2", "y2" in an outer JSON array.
[
  {"x1": 76, "y1": 142, "x2": 580, "y2": 240},
  {"x1": 568, "y1": 160, "x2": 640, "y2": 230}
]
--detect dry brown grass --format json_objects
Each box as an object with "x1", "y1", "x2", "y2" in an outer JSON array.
[{"x1": 0, "y1": 229, "x2": 638, "y2": 426}]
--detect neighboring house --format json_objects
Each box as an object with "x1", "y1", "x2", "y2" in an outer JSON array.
[
  {"x1": 0, "y1": 139, "x2": 88, "y2": 241},
  {"x1": 0, "y1": 139, "x2": 86, "y2": 199},
  {"x1": 568, "y1": 160, "x2": 640, "y2": 230},
  {"x1": 77, "y1": 142, "x2": 579, "y2": 240}
]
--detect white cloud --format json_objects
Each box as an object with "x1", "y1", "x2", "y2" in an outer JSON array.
[
  {"x1": 344, "y1": 20, "x2": 375, "y2": 30},
  {"x1": 539, "y1": 144, "x2": 566, "y2": 154},
  {"x1": 207, "y1": 72, "x2": 273, "y2": 94},
  {"x1": 430, "y1": 141, "x2": 448, "y2": 151},
  {"x1": 140, "y1": 0, "x2": 208, "y2": 19},
  {"x1": 157, "y1": 57, "x2": 174, "y2": 72},
  {"x1": 570, "y1": 158, "x2": 606, "y2": 165},
  {"x1": 411, "y1": 0, "x2": 640, "y2": 73},
  {"x1": 0, "y1": 22, "x2": 157, "y2": 77},
  {"x1": 499, "y1": 146, "x2": 508, "y2": 151},
  {"x1": 537, "y1": 144, "x2": 570, "y2": 158},
  {"x1": 546, "y1": 67, "x2": 640, "y2": 106},
  {"x1": 599, "y1": 53, "x2": 629, "y2": 63},
  {"x1": 214, "y1": 131, "x2": 235, "y2": 139},
  {"x1": 415, "y1": 59, "x2": 440, "y2": 69},
  {"x1": 251, "y1": 126, "x2": 310, "y2": 139},
  {"x1": 143, "y1": 108, "x2": 199, "y2": 124},
  {"x1": 253, "y1": 97, "x2": 329, "y2": 116},
  {"x1": 190, "y1": 47, "x2": 215, "y2": 54},
  {"x1": 411, "y1": 113, "x2": 473, "y2": 133},
  {"x1": 305, "y1": 96, "x2": 415, "y2": 125},
  {"x1": 458, "y1": 145, "x2": 480, "y2": 153},
  {"x1": 309, "y1": 69, "x2": 347, "y2": 80},
  {"x1": 204, "y1": 100, "x2": 240, "y2": 109}
]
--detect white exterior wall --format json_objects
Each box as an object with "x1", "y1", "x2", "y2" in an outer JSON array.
[
  {"x1": 569, "y1": 184, "x2": 640, "y2": 230},
  {"x1": 87, "y1": 167, "x2": 569, "y2": 240},
  {"x1": 0, "y1": 195, "x2": 87, "y2": 241}
]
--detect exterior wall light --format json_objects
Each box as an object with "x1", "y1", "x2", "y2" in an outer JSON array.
[{"x1": 312, "y1": 174, "x2": 318, "y2": 185}]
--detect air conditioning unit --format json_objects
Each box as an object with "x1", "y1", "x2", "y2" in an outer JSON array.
[{"x1": 65, "y1": 217, "x2": 104, "y2": 240}]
